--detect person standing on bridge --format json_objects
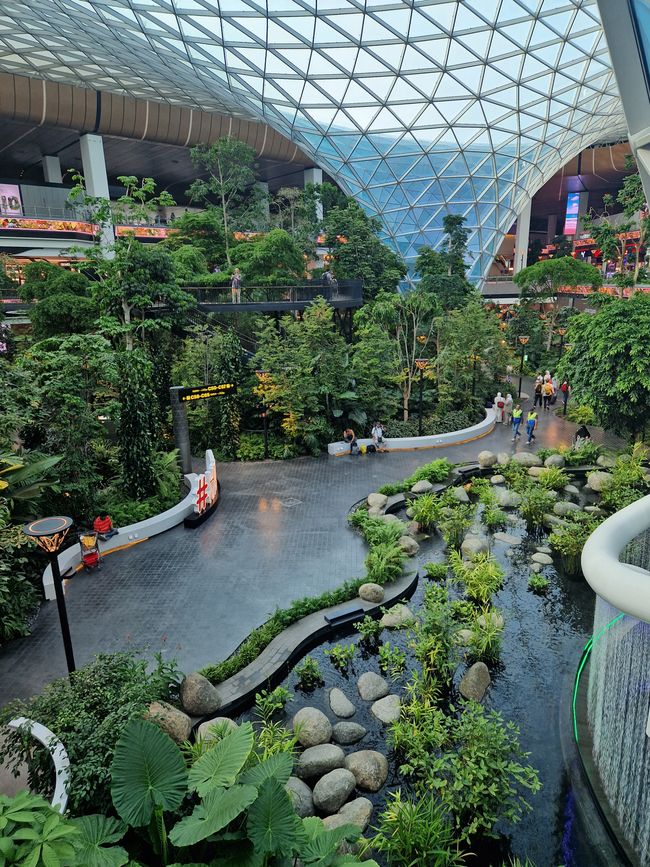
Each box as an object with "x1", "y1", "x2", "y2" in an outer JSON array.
[{"x1": 231, "y1": 268, "x2": 242, "y2": 304}]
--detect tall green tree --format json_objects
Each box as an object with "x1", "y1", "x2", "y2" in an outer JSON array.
[
  {"x1": 165, "y1": 208, "x2": 226, "y2": 268},
  {"x1": 117, "y1": 350, "x2": 158, "y2": 498},
  {"x1": 350, "y1": 321, "x2": 400, "y2": 424},
  {"x1": 416, "y1": 215, "x2": 475, "y2": 310},
  {"x1": 19, "y1": 262, "x2": 98, "y2": 339},
  {"x1": 558, "y1": 293, "x2": 650, "y2": 440},
  {"x1": 514, "y1": 256, "x2": 601, "y2": 349},
  {"x1": 231, "y1": 229, "x2": 305, "y2": 283}
]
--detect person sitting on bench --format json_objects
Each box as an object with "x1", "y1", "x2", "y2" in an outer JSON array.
[{"x1": 93, "y1": 514, "x2": 118, "y2": 539}]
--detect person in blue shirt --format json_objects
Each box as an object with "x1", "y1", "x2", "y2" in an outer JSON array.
[
  {"x1": 526, "y1": 410, "x2": 538, "y2": 444},
  {"x1": 511, "y1": 405, "x2": 523, "y2": 440}
]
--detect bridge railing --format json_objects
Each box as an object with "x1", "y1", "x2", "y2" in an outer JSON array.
[{"x1": 185, "y1": 279, "x2": 363, "y2": 305}]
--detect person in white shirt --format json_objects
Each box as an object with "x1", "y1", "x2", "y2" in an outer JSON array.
[{"x1": 371, "y1": 421, "x2": 385, "y2": 451}]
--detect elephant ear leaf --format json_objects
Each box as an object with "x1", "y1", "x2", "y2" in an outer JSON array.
[
  {"x1": 69, "y1": 815, "x2": 129, "y2": 867},
  {"x1": 239, "y1": 752, "x2": 293, "y2": 788},
  {"x1": 188, "y1": 722, "x2": 254, "y2": 796},
  {"x1": 110, "y1": 719, "x2": 187, "y2": 827},
  {"x1": 169, "y1": 784, "x2": 258, "y2": 847},
  {"x1": 300, "y1": 822, "x2": 360, "y2": 865},
  {"x1": 247, "y1": 778, "x2": 300, "y2": 858}
]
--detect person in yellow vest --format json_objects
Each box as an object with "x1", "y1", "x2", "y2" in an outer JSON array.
[
  {"x1": 512, "y1": 405, "x2": 523, "y2": 440},
  {"x1": 526, "y1": 409, "x2": 538, "y2": 444}
]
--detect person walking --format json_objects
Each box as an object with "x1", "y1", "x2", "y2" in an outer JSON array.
[
  {"x1": 534, "y1": 379, "x2": 543, "y2": 408},
  {"x1": 526, "y1": 409, "x2": 538, "y2": 444},
  {"x1": 504, "y1": 393, "x2": 513, "y2": 426},
  {"x1": 561, "y1": 380, "x2": 571, "y2": 413},
  {"x1": 231, "y1": 268, "x2": 242, "y2": 303},
  {"x1": 542, "y1": 379, "x2": 554, "y2": 411},
  {"x1": 512, "y1": 404, "x2": 523, "y2": 440}
]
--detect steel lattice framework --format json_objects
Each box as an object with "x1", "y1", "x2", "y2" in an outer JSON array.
[{"x1": 0, "y1": 0, "x2": 629, "y2": 277}]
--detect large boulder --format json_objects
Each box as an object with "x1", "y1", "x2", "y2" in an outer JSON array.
[
  {"x1": 478, "y1": 450, "x2": 498, "y2": 468},
  {"x1": 477, "y1": 610, "x2": 504, "y2": 629},
  {"x1": 367, "y1": 506, "x2": 383, "y2": 517},
  {"x1": 553, "y1": 500, "x2": 581, "y2": 516},
  {"x1": 544, "y1": 453, "x2": 566, "y2": 468},
  {"x1": 371, "y1": 694, "x2": 401, "y2": 725},
  {"x1": 367, "y1": 493, "x2": 388, "y2": 509},
  {"x1": 493, "y1": 532, "x2": 521, "y2": 546},
  {"x1": 450, "y1": 486, "x2": 470, "y2": 503},
  {"x1": 286, "y1": 777, "x2": 314, "y2": 818},
  {"x1": 461, "y1": 534, "x2": 489, "y2": 559},
  {"x1": 357, "y1": 671, "x2": 389, "y2": 701},
  {"x1": 411, "y1": 480, "x2": 434, "y2": 494},
  {"x1": 379, "y1": 513, "x2": 403, "y2": 525},
  {"x1": 532, "y1": 552, "x2": 553, "y2": 566},
  {"x1": 329, "y1": 688, "x2": 356, "y2": 719},
  {"x1": 323, "y1": 798, "x2": 373, "y2": 832},
  {"x1": 597, "y1": 454, "x2": 616, "y2": 469},
  {"x1": 345, "y1": 750, "x2": 389, "y2": 792},
  {"x1": 563, "y1": 484, "x2": 580, "y2": 497},
  {"x1": 358, "y1": 583, "x2": 384, "y2": 603},
  {"x1": 293, "y1": 707, "x2": 332, "y2": 747},
  {"x1": 490, "y1": 474, "x2": 505, "y2": 485},
  {"x1": 313, "y1": 768, "x2": 357, "y2": 814},
  {"x1": 543, "y1": 513, "x2": 567, "y2": 530},
  {"x1": 332, "y1": 722, "x2": 367, "y2": 745},
  {"x1": 512, "y1": 452, "x2": 543, "y2": 467},
  {"x1": 459, "y1": 662, "x2": 491, "y2": 702},
  {"x1": 179, "y1": 672, "x2": 221, "y2": 716},
  {"x1": 497, "y1": 452, "x2": 511, "y2": 466},
  {"x1": 379, "y1": 604, "x2": 415, "y2": 629},
  {"x1": 146, "y1": 702, "x2": 192, "y2": 744},
  {"x1": 587, "y1": 471, "x2": 614, "y2": 492},
  {"x1": 398, "y1": 536, "x2": 419, "y2": 556},
  {"x1": 196, "y1": 717, "x2": 237, "y2": 742},
  {"x1": 295, "y1": 744, "x2": 345, "y2": 779}
]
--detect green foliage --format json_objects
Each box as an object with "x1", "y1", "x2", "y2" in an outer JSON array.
[
  {"x1": 537, "y1": 467, "x2": 569, "y2": 491},
  {"x1": 449, "y1": 551, "x2": 504, "y2": 605},
  {"x1": 165, "y1": 207, "x2": 226, "y2": 268},
  {"x1": 0, "y1": 790, "x2": 79, "y2": 867},
  {"x1": 0, "y1": 502, "x2": 40, "y2": 644},
  {"x1": 294, "y1": 656, "x2": 324, "y2": 690},
  {"x1": 561, "y1": 403, "x2": 596, "y2": 425},
  {"x1": 378, "y1": 642, "x2": 407, "y2": 679},
  {"x1": 231, "y1": 229, "x2": 305, "y2": 282},
  {"x1": 254, "y1": 688, "x2": 292, "y2": 723},
  {"x1": 518, "y1": 485, "x2": 554, "y2": 530},
  {"x1": 348, "y1": 512, "x2": 403, "y2": 547},
  {"x1": 235, "y1": 433, "x2": 297, "y2": 462},
  {"x1": 350, "y1": 320, "x2": 401, "y2": 423},
  {"x1": 69, "y1": 813, "x2": 129, "y2": 867},
  {"x1": 416, "y1": 216, "x2": 474, "y2": 311},
  {"x1": 425, "y1": 561, "x2": 449, "y2": 581},
  {"x1": 403, "y1": 460, "x2": 452, "y2": 487},
  {"x1": 355, "y1": 614, "x2": 383, "y2": 643},
  {"x1": 0, "y1": 652, "x2": 179, "y2": 815},
  {"x1": 325, "y1": 643, "x2": 356, "y2": 671},
  {"x1": 410, "y1": 493, "x2": 439, "y2": 530},
  {"x1": 438, "y1": 504, "x2": 474, "y2": 551},
  {"x1": 549, "y1": 515, "x2": 599, "y2": 577},
  {"x1": 364, "y1": 542, "x2": 407, "y2": 584},
  {"x1": 528, "y1": 574, "x2": 550, "y2": 595},
  {"x1": 467, "y1": 607, "x2": 504, "y2": 664},
  {"x1": 368, "y1": 790, "x2": 465, "y2": 867},
  {"x1": 187, "y1": 722, "x2": 254, "y2": 796},
  {"x1": 483, "y1": 504, "x2": 507, "y2": 531},
  {"x1": 117, "y1": 349, "x2": 158, "y2": 499},
  {"x1": 385, "y1": 410, "x2": 480, "y2": 439},
  {"x1": 170, "y1": 244, "x2": 208, "y2": 281}
]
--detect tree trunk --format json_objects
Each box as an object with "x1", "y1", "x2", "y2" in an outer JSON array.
[
  {"x1": 123, "y1": 300, "x2": 133, "y2": 351},
  {"x1": 402, "y1": 387, "x2": 410, "y2": 421}
]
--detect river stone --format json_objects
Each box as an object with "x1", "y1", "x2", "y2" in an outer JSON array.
[
  {"x1": 512, "y1": 452, "x2": 543, "y2": 467},
  {"x1": 405, "y1": 506, "x2": 414, "y2": 518},
  {"x1": 405, "y1": 520, "x2": 421, "y2": 537},
  {"x1": 371, "y1": 694, "x2": 401, "y2": 725},
  {"x1": 357, "y1": 671, "x2": 389, "y2": 701},
  {"x1": 528, "y1": 466, "x2": 544, "y2": 477},
  {"x1": 461, "y1": 534, "x2": 489, "y2": 558},
  {"x1": 477, "y1": 610, "x2": 504, "y2": 629},
  {"x1": 313, "y1": 768, "x2": 357, "y2": 814},
  {"x1": 196, "y1": 717, "x2": 237, "y2": 742},
  {"x1": 563, "y1": 484, "x2": 580, "y2": 497},
  {"x1": 330, "y1": 798, "x2": 374, "y2": 832},
  {"x1": 478, "y1": 450, "x2": 498, "y2": 468},
  {"x1": 493, "y1": 532, "x2": 521, "y2": 545},
  {"x1": 293, "y1": 707, "x2": 332, "y2": 747},
  {"x1": 379, "y1": 513, "x2": 403, "y2": 525},
  {"x1": 584, "y1": 505, "x2": 606, "y2": 516},
  {"x1": 554, "y1": 500, "x2": 581, "y2": 516},
  {"x1": 587, "y1": 471, "x2": 614, "y2": 492},
  {"x1": 597, "y1": 454, "x2": 617, "y2": 469},
  {"x1": 450, "y1": 486, "x2": 470, "y2": 503},
  {"x1": 459, "y1": 662, "x2": 491, "y2": 702},
  {"x1": 544, "y1": 453, "x2": 566, "y2": 468},
  {"x1": 497, "y1": 452, "x2": 510, "y2": 466},
  {"x1": 286, "y1": 777, "x2": 314, "y2": 818},
  {"x1": 367, "y1": 492, "x2": 388, "y2": 509},
  {"x1": 380, "y1": 603, "x2": 415, "y2": 629},
  {"x1": 179, "y1": 672, "x2": 221, "y2": 716},
  {"x1": 411, "y1": 479, "x2": 434, "y2": 494},
  {"x1": 530, "y1": 562, "x2": 543, "y2": 573},
  {"x1": 329, "y1": 688, "x2": 356, "y2": 719},
  {"x1": 543, "y1": 513, "x2": 566, "y2": 529},
  {"x1": 536, "y1": 545, "x2": 552, "y2": 554},
  {"x1": 358, "y1": 582, "x2": 384, "y2": 603},
  {"x1": 490, "y1": 474, "x2": 506, "y2": 485},
  {"x1": 345, "y1": 750, "x2": 389, "y2": 791},
  {"x1": 367, "y1": 506, "x2": 383, "y2": 517},
  {"x1": 296, "y1": 744, "x2": 345, "y2": 779},
  {"x1": 398, "y1": 536, "x2": 419, "y2": 556},
  {"x1": 146, "y1": 702, "x2": 192, "y2": 744},
  {"x1": 455, "y1": 628, "x2": 474, "y2": 645},
  {"x1": 332, "y1": 722, "x2": 367, "y2": 745},
  {"x1": 532, "y1": 552, "x2": 553, "y2": 565}
]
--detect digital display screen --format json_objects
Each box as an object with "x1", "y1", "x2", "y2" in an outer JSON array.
[
  {"x1": 178, "y1": 383, "x2": 236, "y2": 402},
  {"x1": 0, "y1": 184, "x2": 22, "y2": 216},
  {"x1": 564, "y1": 192, "x2": 580, "y2": 235}
]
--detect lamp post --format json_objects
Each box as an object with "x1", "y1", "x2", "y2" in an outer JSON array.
[
  {"x1": 415, "y1": 358, "x2": 429, "y2": 436},
  {"x1": 23, "y1": 516, "x2": 75, "y2": 674},
  {"x1": 517, "y1": 335, "x2": 529, "y2": 399},
  {"x1": 255, "y1": 370, "x2": 270, "y2": 460},
  {"x1": 556, "y1": 326, "x2": 567, "y2": 358},
  {"x1": 470, "y1": 353, "x2": 481, "y2": 396}
]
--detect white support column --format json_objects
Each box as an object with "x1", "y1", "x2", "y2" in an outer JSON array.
[
  {"x1": 42, "y1": 155, "x2": 62, "y2": 184},
  {"x1": 304, "y1": 167, "x2": 323, "y2": 221},
  {"x1": 79, "y1": 133, "x2": 113, "y2": 250},
  {"x1": 513, "y1": 198, "x2": 532, "y2": 274}
]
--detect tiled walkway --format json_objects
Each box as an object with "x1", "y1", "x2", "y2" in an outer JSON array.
[{"x1": 0, "y1": 396, "x2": 622, "y2": 704}]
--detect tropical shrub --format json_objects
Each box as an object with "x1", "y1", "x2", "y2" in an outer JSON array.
[
  {"x1": 537, "y1": 466, "x2": 569, "y2": 491},
  {"x1": 360, "y1": 517, "x2": 404, "y2": 547},
  {"x1": 235, "y1": 433, "x2": 298, "y2": 462},
  {"x1": 482, "y1": 504, "x2": 507, "y2": 530},
  {"x1": 425, "y1": 561, "x2": 449, "y2": 581},
  {"x1": 0, "y1": 502, "x2": 41, "y2": 644},
  {"x1": 378, "y1": 642, "x2": 407, "y2": 679},
  {"x1": 467, "y1": 606, "x2": 504, "y2": 663},
  {"x1": 410, "y1": 492, "x2": 440, "y2": 529},
  {"x1": 549, "y1": 515, "x2": 599, "y2": 577},
  {"x1": 294, "y1": 656, "x2": 324, "y2": 690},
  {"x1": 528, "y1": 574, "x2": 550, "y2": 595},
  {"x1": 438, "y1": 504, "x2": 474, "y2": 550},
  {"x1": 518, "y1": 485, "x2": 554, "y2": 531},
  {"x1": 0, "y1": 790, "x2": 80, "y2": 867},
  {"x1": 403, "y1": 459, "x2": 452, "y2": 488},
  {"x1": 364, "y1": 542, "x2": 407, "y2": 584},
  {"x1": 325, "y1": 643, "x2": 355, "y2": 671},
  {"x1": 254, "y1": 686, "x2": 292, "y2": 721},
  {"x1": 355, "y1": 614, "x2": 383, "y2": 643},
  {"x1": 449, "y1": 551, "x2": 504, "y2": 605}
]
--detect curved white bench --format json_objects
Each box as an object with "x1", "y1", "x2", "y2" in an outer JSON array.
[
  {"x1": 582, "y1": 493, "x2": 650, "y2": 622},
  {"x1": 328, "y1": 409, "x2": 496, "y2": 456},
  {"x1": 7, "y1": 717, "x2": 70, "y2": 813}
]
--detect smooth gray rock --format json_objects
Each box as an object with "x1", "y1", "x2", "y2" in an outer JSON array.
[
  {"x1": 329, "y1": 688, "x2": 356, "y2": 719},
  {"x1": 532, "y1": 552, "x2": 553, "y2": 565},
  {"x1": 493, "y1": 532, "x2": 521, "y2": 545},
  {"x1": 380, "y1": 603, "x2": 415, "y2": 629},
  {"x1": 324, "y1": 798, "x2": 373, "y2": 832},
  {"x1": 460, "y1": 661, "x2": 491, "y2": 701},
  {"x1": 367, "y1": 492, "x2": 388, "y2": 509},
  {"x1": 587, "y1": 471, "x2": 614, "y2": 492},
  {"x1": 478, "y1": 450, "x2": 498, "y2": 468},
  {"x1": 497, "y1": 452, "x2": 510, "y2": 466},
  {"x1": 528, "y1": 466, "x2": 544, "y2": 477},
  {"x1": 345, "y1": 750, "x2": 389, "y2": 791},
  {"x1": 379, "y1": 513, "x2": 402, "y2": 525},
  {"x1": 196, "y1": 717, "x2": 237, "y2": 742},
  {"x1": 512, "y1": 452, "x2": 543, "y2": 467},
  {"x1": 357, "y1": 671, "x2": 389, "y2": 701},
  {"x1": 596, "y1": 454, "x2": 616, "y2": 469},
  {"x1": 455, "y1": 628, "x2": 474, "y2": 645},
  {"x1": 461, "y1": 534, "x2": 489, "y2": 558},
  {"x1": 543, "y1": 513, "x2": 567, "y2": 529},
  {"x1": 146, "y1": 702, "x2": 192, "y2": 744},
  {"x1": 451, "y1": 486, "x2": 470, "y2": 503},
  {"x1": 536, "y1": 545, "x2": 552, "y2": 554},
  {"x1": 530, "y1": 562, "x2": 543, "y2": 573},
  {"x1": 563, "y1": 484, "x2": 580, "y2": 497},
  {"x1": 371, "y1": 694, "x2": 401, "y2": 725},
  {"x1": 332, "y1": 722, "x2": 367, "y2": 745},
  {"x1": 367, "y1": 506, "x2": 383, "y2": 517},
  {"x1": 411, "y1": 479, "x2": 434, "y2": 494},
  {"x1": 179, "y1": 672, "x2": 221, "y2": 715},
  {"x1": 544, "y1": 453, "x2": 566, "y2": 468},
  {"x1": 293, "y1": 707, "x2": 332, "y2": 747},
  {"x1": 313, "y1": 768, "x2": 357, "y2": 813},
  {"x1": 295, "y1": 744, "x2": 345, "y2": 779},
  {"x1": 493, "y1": 487, "x2": 521, "y2": 509},
  {"x1": 584, "y1": 505, "x2": 606, "y2": 516},
  {"x1": 490, "y1": 474, "x2": 505, "y2": 485},
  {"x1": 286, "y1": 776, "x2": 314, "y2": 818},
  {"x1": 398, "y1": 535, "x2": 419, "y2": 556},
  {"x1": 553, "y1": 500, "x2": 581, "y2": 516},
  {"x1": 358, "y1": 582, "x2": 384, "y2": 603},
  {"x1": 476, "y1": 610, "x2": 504, "y2": 629}
]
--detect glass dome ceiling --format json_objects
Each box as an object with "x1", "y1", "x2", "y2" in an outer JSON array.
[{"x1": 0, "y1": 0, "x2": 628, "y2": 277}]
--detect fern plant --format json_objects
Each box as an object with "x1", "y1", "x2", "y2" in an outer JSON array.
[
  {"x1": 364, "y1": 542, "x2": 407, "y2": 584},
  {"x1": 449, "y1": 551, "x2": 504, "y2": 605},
  {"x1": 537, "y1": 466, "x2": 569, "y2": 491}
]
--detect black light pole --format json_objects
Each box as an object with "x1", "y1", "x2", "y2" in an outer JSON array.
[
  {"x1": 556, "y1": 326, "x2": 567, "y2": 360},
  {"x1": 23, "y1": 516, "x2": 76, "y2": 674},
  {"x1": 415, "y1": 358, "x2": 429, "y2": 437},
  {"x1": 517, "y1": 335, "x2": 529, "y2": 399},
  {"x1": 255, "y1": 370, "x2": 270, "y2": 459}
]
